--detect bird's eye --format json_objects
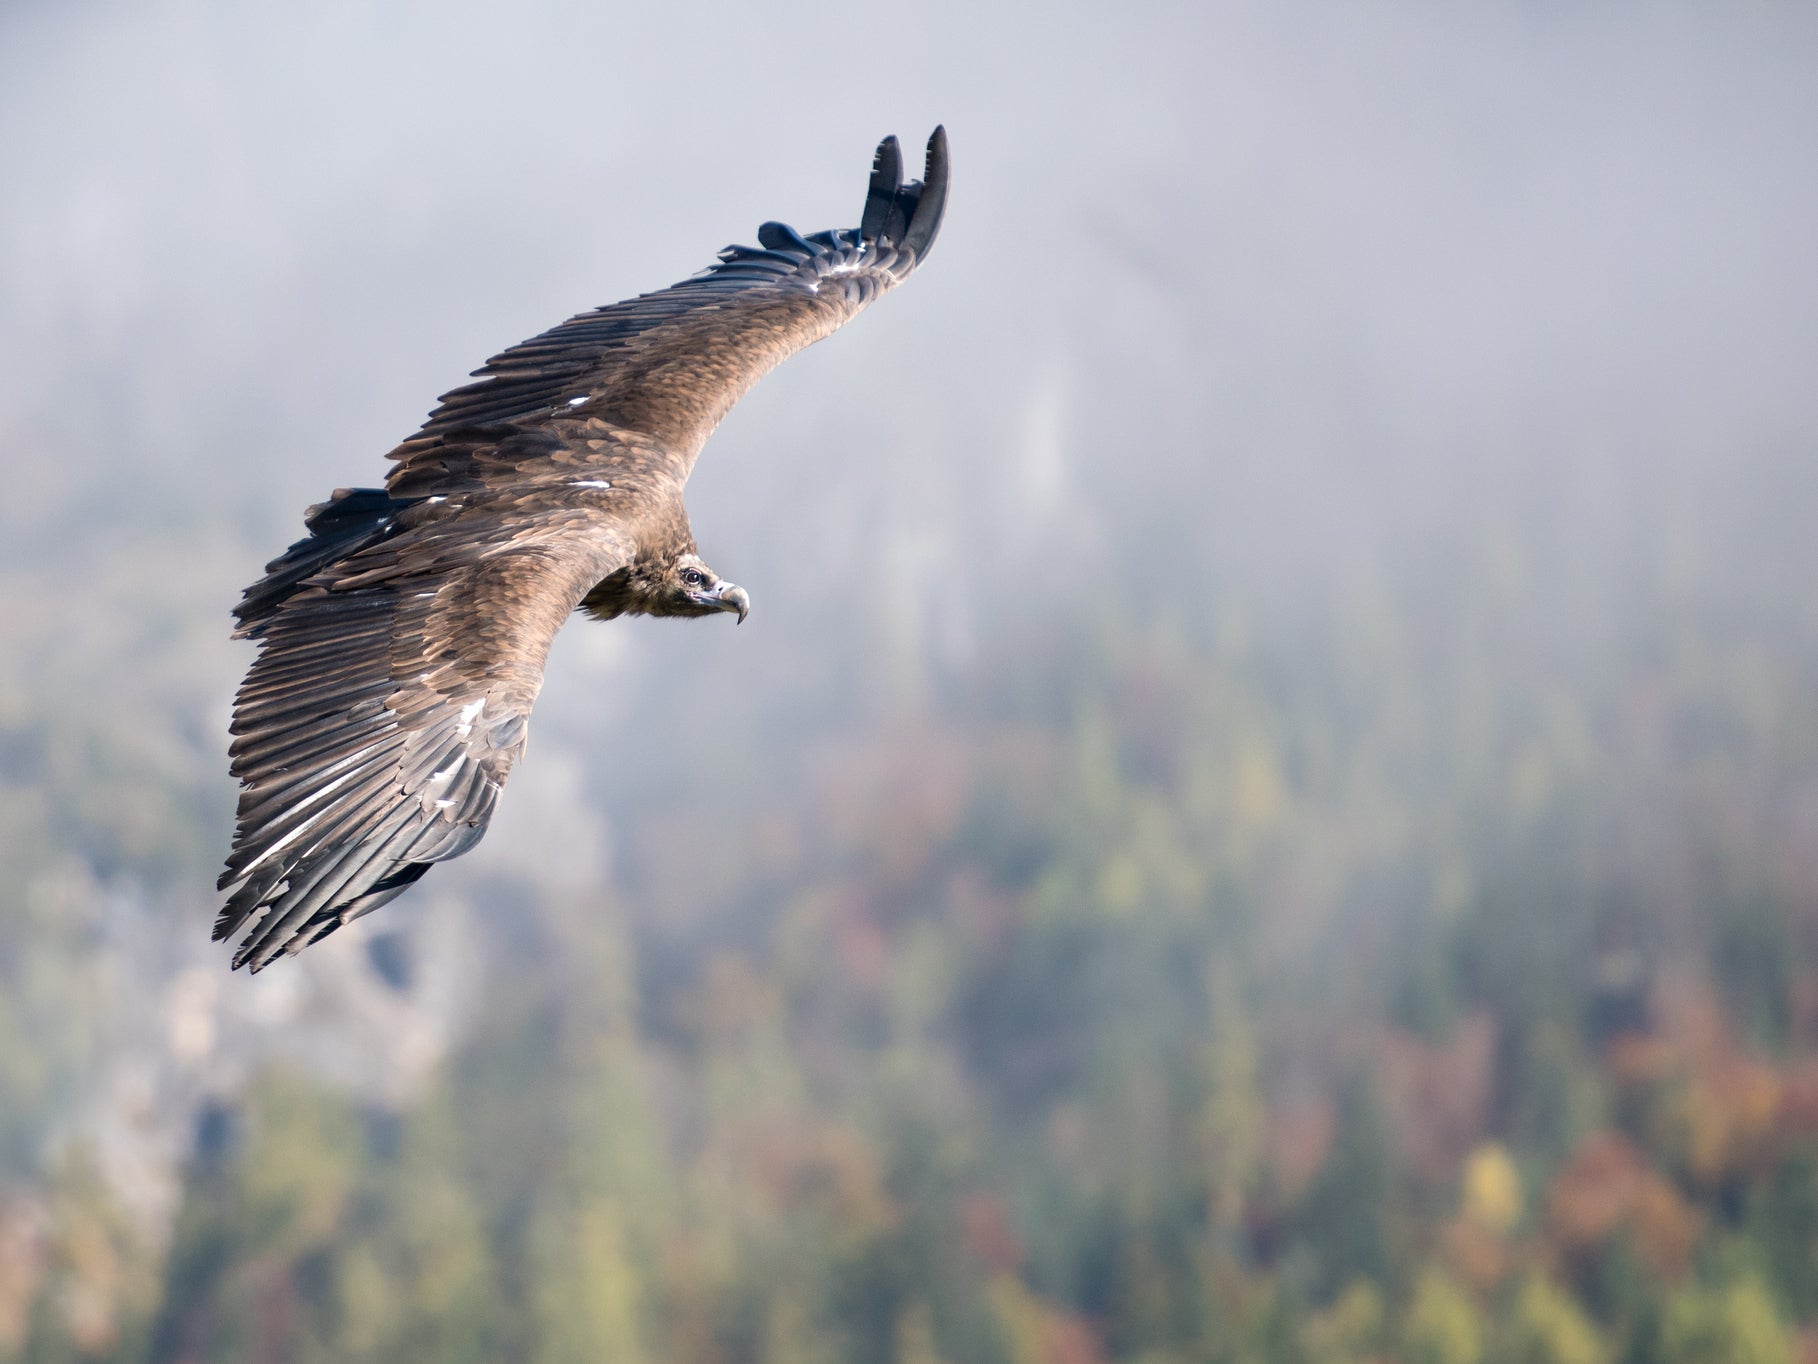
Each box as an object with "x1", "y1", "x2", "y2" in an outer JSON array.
[{"x1": 681, "y1": 568, "x2": 705, "y2": 588}]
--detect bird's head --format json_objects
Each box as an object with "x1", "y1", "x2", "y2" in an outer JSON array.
[
  {"x1": 580, "y1": 552, "x2": 748, "y2": 625},
  {"x1": 657, "y1": 552, "x2": 749, "y2": 622}
]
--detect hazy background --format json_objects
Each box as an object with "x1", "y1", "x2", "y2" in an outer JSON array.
[{"x1": 4, "y1": 1, "x2": 1818, "y2": 1360}]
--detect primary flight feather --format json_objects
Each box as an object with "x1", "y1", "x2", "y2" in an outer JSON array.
[{"x1": 217, "y1": 128, "x2": 949, "y2": 972}]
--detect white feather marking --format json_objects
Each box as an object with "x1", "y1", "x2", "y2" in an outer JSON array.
[
  {"x1": 807, "y1": 255, "x2": 870, "y2": 295},
  {"x1": 567, "y1": 395, "x2": 590, "y2": 407},
  {"x1": 234, "y1": 735, "x2": 407, "y2": 878},
  {"x1": 572, "y1": 479, "x2": 612, "y2": 490},
  {"x1": 237, "y1": 806, "x2": 330, "y2": 877},
  {"x1": 263, "y1": 763, "x2": 362, "y2": 824},
  {"x1": 430, "y1": 754, "x2": 466, "y2": 784},
  {"x1": 455, "y1": 697, "x2": 485, "y2": 738}
]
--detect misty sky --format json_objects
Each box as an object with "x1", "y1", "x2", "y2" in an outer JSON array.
[{"x1": 5, "y1": 1, "x2": 1813, "y2": 530}]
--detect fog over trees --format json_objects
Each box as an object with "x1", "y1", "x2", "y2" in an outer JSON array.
[{"x1": 3, "y1": 2, "x2": 1818, "y2": 1359}]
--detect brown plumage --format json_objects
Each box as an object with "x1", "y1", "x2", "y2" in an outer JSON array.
[{"x1": 217, "y1": 129, "x2": 948, "y2": 972}]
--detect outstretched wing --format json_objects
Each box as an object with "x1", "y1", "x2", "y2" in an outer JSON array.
[
  {"x1": 216, "y1": 490, "x2": 630, "y2": 971},
  {"x1": 220, "y1": 129, "x2": 949, "y2": 969},
  {"x1": 385, "y1": 127, "x2": 949, "y2": 498}
]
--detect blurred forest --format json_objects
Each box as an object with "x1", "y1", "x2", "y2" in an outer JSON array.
[{"x1": 5, "y1": 1, "x2": 1818, "y2": 1361}]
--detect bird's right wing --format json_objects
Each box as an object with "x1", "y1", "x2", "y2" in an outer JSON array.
[
  {"x1": 216, "y1": 492, "x2": 630, "y2": 971},
  {"x1": 384, "y1": 127, "x2": 949, "y2": 498}
]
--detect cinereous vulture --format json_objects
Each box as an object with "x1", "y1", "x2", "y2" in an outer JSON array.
[{"x1": 217, "y1": 129, "x2": 948, "y2": 971}]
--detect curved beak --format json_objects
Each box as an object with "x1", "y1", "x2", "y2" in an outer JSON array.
[{"x1": 712, "y1": 582, "x2": 750, "y2": 624}]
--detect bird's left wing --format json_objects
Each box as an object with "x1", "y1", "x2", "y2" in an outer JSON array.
[
  {"x1": 385, "y1": 127, "x2": 949, "y2": 498},
  {"x1": 216, "y1": 491, "x2": 629, "y2": 971}
]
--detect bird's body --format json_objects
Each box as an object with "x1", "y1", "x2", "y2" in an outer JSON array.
[{"x1": 217, "y1": 129, "x2": 948, "y2": 971}]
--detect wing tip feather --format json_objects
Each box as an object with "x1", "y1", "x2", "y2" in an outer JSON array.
[
  {"x1": 902, "y1": 125, "x2": 949, "y2": 261},
  {"x1": 861, "y1": 134, "x2": 905, "y2": 243},
  {"x1": 860, "y1": 127, "x2": 948, "y2": 262}
]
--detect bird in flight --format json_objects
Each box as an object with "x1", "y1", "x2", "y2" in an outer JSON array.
[{"x1": 217, "y1": 128, "x2": 948, "y2": 972}]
